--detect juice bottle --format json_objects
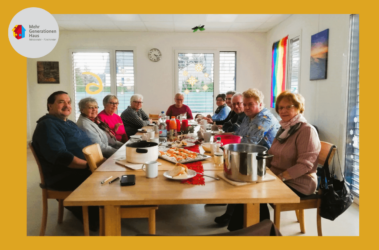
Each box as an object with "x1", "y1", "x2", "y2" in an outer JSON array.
[{"x1": 169, "y1": 116, "x2": 177, "y2": 130}]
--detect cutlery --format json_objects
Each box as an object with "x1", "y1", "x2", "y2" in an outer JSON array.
[{"x1": 196, "y1": 172, "x2": 220, "y2": 180}]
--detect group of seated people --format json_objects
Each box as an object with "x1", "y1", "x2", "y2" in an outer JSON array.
[{"x1": 32, "y1": 87, "x2": 320, "y2": 232}]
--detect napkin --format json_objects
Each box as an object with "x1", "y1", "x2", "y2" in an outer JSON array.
[{"x1": 115, "y1": 158, "x2": 161, "y2": 170}]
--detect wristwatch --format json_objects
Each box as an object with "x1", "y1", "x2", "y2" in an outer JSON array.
[{"x1": 279, "y1": 173, "x2": 286, "y2": 182}]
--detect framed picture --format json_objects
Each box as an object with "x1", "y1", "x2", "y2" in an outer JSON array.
[
  {"x1": 310, "y1": 29, "x2": 329, "y2": 80},
  {"x1": 37, "y1": 61, "x2": 60, "y2": 83}
]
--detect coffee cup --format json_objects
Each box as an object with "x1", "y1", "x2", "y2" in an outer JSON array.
[{"x1": 142, "y1": 161, "x2": 158, "y2": 178}]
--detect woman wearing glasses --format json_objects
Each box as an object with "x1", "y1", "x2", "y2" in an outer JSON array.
[
  {"x1": 98, "y1": 95, "x2": 128, "y2": 143},
  {"x1": 120, "y1": 94, "x2": 152, "y2": 136},
  {"x1": 77, "y1": 97, "x2": 123, "y2": 158}
]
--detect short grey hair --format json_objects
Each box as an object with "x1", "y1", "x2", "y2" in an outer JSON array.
[
  {"x1": 175, "y1": 93, "x2": 184, "y2": 99},
  {"x1": 130, "y1": 94, "x2": 143, "y2": 105},
  {"x1": 78, "y1": 97, "x2": 98, "y2": 112},
  {"x1": 103, "y1": 94, "x2": 118, "y2": 107},
  {"x1": 226, "y1": 91, "x2": 236, "y2": 96},
  {"x1": 232, "y1": 93, "x2": 243, "y2": 103}
]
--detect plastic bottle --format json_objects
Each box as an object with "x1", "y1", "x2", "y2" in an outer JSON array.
[
  {"x1": 158, "y1": 111, "x2": 167, "y2": 137},
  {"x1": 169, "y1": 116, "x2": 177, "y2": 141},
  {"x1": 216, "y1": 137, "x2": 223, "y2": 153}
]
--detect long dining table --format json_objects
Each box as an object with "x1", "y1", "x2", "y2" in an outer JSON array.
[{"x1": 64, "y1": 128, "x2": 300, "y2": 236}]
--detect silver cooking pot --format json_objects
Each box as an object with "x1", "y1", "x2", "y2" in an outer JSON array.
[
  {"x1": 221, "y1": 143, "x2": 274, "y2": 182},
  {"x1": 126, "y1": 141, "x2": 158, "y2": 164}
]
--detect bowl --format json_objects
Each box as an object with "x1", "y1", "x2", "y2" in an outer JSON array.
[{"x1": 202, "y1": 143, "x2": 212, "y2": 152}]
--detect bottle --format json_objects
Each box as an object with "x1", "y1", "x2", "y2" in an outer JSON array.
[
  {"x1": 215, "y1": 137, "x2": 223, "y2": 153},
  {"x1": 158, "y1": 111, "x2": 167, "y2": 137},
  {"x1": 211, "y1": 122, "x2": 218, "y2": 131},
  {"x1": 169, "y1": 116, "x2": 177, "y2": 141}
]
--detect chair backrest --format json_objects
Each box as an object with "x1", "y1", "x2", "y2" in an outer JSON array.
[
  {"x1": 29, "y1": 142, "x2": 46, "y2": 186},
  {"x1": 318, "y1": 141, "x2": 337, "y2": 166},
  {"x1": 82, "y1": 143, "x2": 104, "y2": 173},
  {"x1": 149, "y1": 114, "x2": 159, "y2": 120}
]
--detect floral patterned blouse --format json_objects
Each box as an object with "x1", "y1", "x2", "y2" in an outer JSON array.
[{"x1": 235, "y1": 108, "x2": 280, "y2": 149}]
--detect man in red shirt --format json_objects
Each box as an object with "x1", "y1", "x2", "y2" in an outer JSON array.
[{"x1": 166, "y1": 93, "x2": 193, "y2": 119}]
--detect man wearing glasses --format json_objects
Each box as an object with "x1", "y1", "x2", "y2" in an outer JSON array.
[
  {"x1": 121, "y1": 94, "x2": 152, "y2": 136},
  {"x1": 222, "y1": 93, "x2": 246, "y2": 132},
  {"x1": 166, "y1": 93, "x2": 193, "y2": 119}
]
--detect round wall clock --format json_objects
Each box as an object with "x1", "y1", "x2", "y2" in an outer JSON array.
[{"x1": 148, "y1": 48, "x2": 162, "y2": 62}]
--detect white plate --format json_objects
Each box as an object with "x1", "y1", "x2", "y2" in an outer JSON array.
[{"x1": 163, "y1": 169, "x2": 197, "y2": 180}]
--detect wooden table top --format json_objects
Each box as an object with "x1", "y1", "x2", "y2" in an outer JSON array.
[{"x1": 64, "y1": 169, "x2": 299, "y2": 207}]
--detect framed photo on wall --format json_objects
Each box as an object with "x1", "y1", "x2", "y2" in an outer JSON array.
[
  {"x1": 310, "y1": 29, "x2": 329, "y2": 80},
  {"x1": 37, "y1": 61, "x2": 60, "y2": 83}
]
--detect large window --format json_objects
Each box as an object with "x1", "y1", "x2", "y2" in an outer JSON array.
[
  {"x1": 176, "y1": 51, "x2": 236, "y2": 114},
  {"x1": 72, "y1": 51, "x2": 135, "y2": 120},
  {"x1": 345, "y1": 14, "x2": 359, "y2": 197},
  {"x1": 287, "y1": 37, "x2": 300, "y2": 93}
]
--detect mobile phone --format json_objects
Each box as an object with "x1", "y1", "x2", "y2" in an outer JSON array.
[{"x1": 120, "y1": 175, "x2": 136, "y2": 186}]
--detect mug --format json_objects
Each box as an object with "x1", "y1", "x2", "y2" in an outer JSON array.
[
  {"x1": 148, "y1": 131, "x2": 155, "y2": 139},
  {"x1": 150, "y1": 137, "x2": 159, "y2": 143},
  {"x1": 130, "y1": 135, "x2": 142, "y2": 142},
  {"x1": 142, "y1": 161, "x2": 158, "y2": 178},
  {"x1": 204, "y1": 132, "x2": 212, "y2": 142}
]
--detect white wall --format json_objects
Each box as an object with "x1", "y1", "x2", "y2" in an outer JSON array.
[
  {"x1": 27, "y1": 31, "x2": 267, "y2": 138},
  {"x1": 266, "y1": 14, "x2": 351, "y2": 171}
]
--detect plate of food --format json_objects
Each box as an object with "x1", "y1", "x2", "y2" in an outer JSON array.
[
  {"x1": 159, "y1": 147, "x2": 211, "y2": 164},
  {"x1": 163, "y1": 163, "x2": 197, "y2": 180},
  {"x1": 167, "y1": 140, "x2": 195, "y2": 148}
]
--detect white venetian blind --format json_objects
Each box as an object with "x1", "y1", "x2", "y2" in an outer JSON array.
[
  {"x1": 219, "y1": 51, "x2": 236, "y2": 93},
  {"x1": 287, "y1": 37, "x2": 300, "y2": 93},
  {"x1": 115, "y1": 51, "x2": 135, "y2": 115}
]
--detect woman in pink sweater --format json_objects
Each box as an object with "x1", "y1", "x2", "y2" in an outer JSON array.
[
  {"x1": 227, "y1": 91, "x2": 321, "y2": 231},
  {"x1": 97, "y1": 95, "x2": 128, "y2": 143}
]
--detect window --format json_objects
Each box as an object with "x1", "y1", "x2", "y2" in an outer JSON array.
[
  {"x1": 345, "y1": 14, "x2": 359, "y2": 197},
  {"x1": 177, "y1": 53, "x2": 214, "y2": 113},
  {"x1": 72, "y1": 51, "x2": 135, "y2": 120},
  {"x1": 219, "y1": 52, "x2": 236, "y2": 94},
  {"x1": 287, "y1": 37, "x2": 300, "y2": 93}
]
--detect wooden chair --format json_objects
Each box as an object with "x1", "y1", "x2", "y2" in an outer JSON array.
[
  {"x1": 29, "y1": 142, "x2": 81, "y2": 236},
  {"x1": 272, "y1": 141, "x2": 337, "y2": 236},
  {"x1": 82, "y1": 144, "x2": 158, "y2": 235}
]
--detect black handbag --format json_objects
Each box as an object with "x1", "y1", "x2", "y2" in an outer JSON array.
[{"x1": 318, "y1": 146, "x2": 354, "y2": 221}]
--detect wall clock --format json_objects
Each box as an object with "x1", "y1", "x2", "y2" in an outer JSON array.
[{"x1": 148, "y1": 48, "x2": 162, "y2": 62}]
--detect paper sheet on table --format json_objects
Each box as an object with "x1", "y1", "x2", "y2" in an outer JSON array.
[{"x1": 115, "y1": 158, "x2": 161, "y2": 171}]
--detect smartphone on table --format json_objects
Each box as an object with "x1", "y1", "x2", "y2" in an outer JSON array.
[{"x1": 120, "y1": 175, "x2": 136, "y2": 186}]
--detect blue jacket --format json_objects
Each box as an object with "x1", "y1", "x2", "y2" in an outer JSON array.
[
  {"x1": 235, "y1": 108, "x2": 280, "y2": 149},
  {"x1": 32, "y1": 114, "x2": 93, "y2": 187},
  {"x1": 212, "y1": 105, "x2": 231, "y2": 121}
]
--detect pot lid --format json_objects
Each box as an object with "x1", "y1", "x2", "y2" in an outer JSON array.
[{"x1": 126, "y1": 141, "x2": 158, "y2": 148}]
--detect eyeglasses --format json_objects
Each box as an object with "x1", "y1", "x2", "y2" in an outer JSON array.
[
  {"x1": 87, "y1": 106, "x2": 99, "y2": 110},
  {"x1": 108, "y1": 102, "x2": 119, "y2": 105},
  {"x1": 133, "y1": 101, "x2": 143, "y2": 104},
  {"x1": 232, "y1": 102, "x2": 243, "y2": 106},
  {"x1": 175, "y1": 99, "x2": 184, "y2": 101},
  {"x1": 278, "y1": 105, "x2": 294, "y2": 111}
]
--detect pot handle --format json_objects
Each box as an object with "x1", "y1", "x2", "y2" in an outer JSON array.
[
  {"x1": 256, "y1": 154, "x2": 274, "y2": 160},
  {"x1": 136, "y1": 148, "x2": 148, "y2": 154}
]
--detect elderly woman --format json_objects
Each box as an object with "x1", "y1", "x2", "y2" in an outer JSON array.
[
  {"x1": 166, "y1": 93, "x2": 193, "y2": 119},
  {"x1": 97, "y1": 95, "x2": 128, "y2": 143},
  {"x1": 77, "y1": 97, "x2": 123, "y2": 158},
  {"x1": 206, "y1": 94, "x2": 231, "y2": 122},
  {"x1": 227, "y1": 91, "x2": 321, "y2": 231},
  {"x1": 120, "y1": 94, "x2": 152, "y2": 136}
]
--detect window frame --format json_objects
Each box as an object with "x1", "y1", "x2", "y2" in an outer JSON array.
[{"x1": 70, "y1": 47, "x2": 137, "y2": 119}]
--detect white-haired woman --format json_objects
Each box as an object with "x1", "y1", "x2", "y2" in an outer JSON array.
[
  {"x1": 120, "y1": 94, "x2": 152, "y2": 136},
  {"x1": 98, "y1": 94, "x2": 128, "y2": 143},
  {"x1": 77, "y1": 97, "x2": 123, "y2": 158},
  {"x1": 166, "y1": 93, "x2": 193, "y2": 119}
]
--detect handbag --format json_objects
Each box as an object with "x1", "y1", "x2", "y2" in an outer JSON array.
[{"x1": 318, "y1": 146, "x2": 354, "y2": 221}]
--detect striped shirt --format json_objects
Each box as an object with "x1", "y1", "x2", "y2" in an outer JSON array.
[{"x1": 121, "y1": 106, "x2": 150, "y2": 136}]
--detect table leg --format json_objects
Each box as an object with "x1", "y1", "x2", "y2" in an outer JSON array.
[
  {"x1": 104, "y1": 205, "x2": 121, "y2": 236},
  {"x1": 244, "y1": 203, "x2": 260, "y2": 227}
]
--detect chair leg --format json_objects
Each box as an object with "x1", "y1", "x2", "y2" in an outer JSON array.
[
  {"x1": 299, "y1": 209, "x2": 306, "y2": 233},
  {"x1": 295, "y1": 210, "x2": 300, "y2": 222},
  {"x1": 148, "y1": 209, "x2": 156, "y2": 235},
  {"x1": 40, "y1": 191, "x2": 48, "y2": 236},
  {"x1": 82, "y1": 206, "x2": 90, "y2": 236},
  {"x1": 317, "y1": 205, "x2": 322, "y2": 236},
  {"x1": 273, "y1": 205, "x2": 281, "y2": 230},
  {"x1": 58, "y1": 199, "x2": 64, "y2": 224},
  {"x1": 99, "y1": 207, "x2": 105, "y2": 236}
]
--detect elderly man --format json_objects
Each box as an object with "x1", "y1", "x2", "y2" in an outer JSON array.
[
  {"x1": 205, "y1": 91, "x2": 235, "y2": 124},
  {"x1": 121, "y1": 94, "x2": 152, "y2": 136},
  {"x1": 222, "y1": 93, "x2": 246, "y2": 132},
  {"x1": 214, "y1": 89, "x2": 280, "y2": 228},
  {"x1": 166, "y1": 93, "x2": 193, "y2": 119},
  {"x1": 32, "y1": 91, "x2": 99, "y2": 230}
]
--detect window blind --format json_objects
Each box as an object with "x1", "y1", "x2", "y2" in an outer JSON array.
[
  {"x1": 287, "y1": 37, "x2": 300, "y2": 93},
  {"x1": 219, "y1": 52, "x2": 236, "y2": 94},
  {"x1": 116, "y1": 51, "x2": 135, "y2": 115}
]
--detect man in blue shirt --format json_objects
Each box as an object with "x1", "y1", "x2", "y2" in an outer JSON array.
[{"x1": 32, "y1": 91, "x2": 98, "y2": 230}]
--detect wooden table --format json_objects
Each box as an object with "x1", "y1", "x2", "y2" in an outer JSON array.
[{"x1": 64, "y1": 140, "x2": 300, "y2": 235}]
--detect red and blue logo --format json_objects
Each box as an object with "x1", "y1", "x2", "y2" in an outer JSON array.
[{"x1": 12, "y1": 25, "x2": 25, "y2": 39}]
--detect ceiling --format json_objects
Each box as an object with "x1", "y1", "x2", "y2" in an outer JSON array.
[{"x1": 53, "y1": 14, "x2": 292, "y2": 33}]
